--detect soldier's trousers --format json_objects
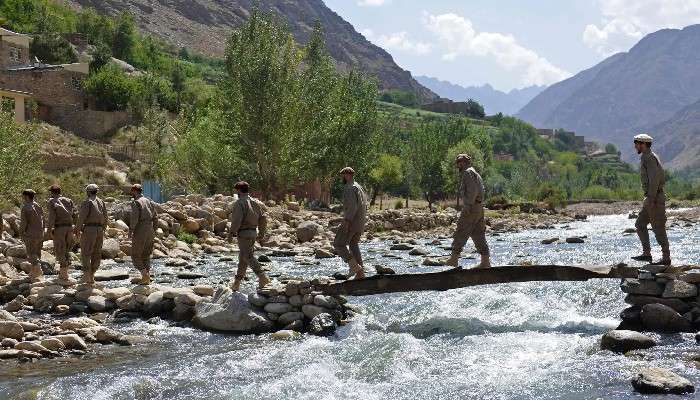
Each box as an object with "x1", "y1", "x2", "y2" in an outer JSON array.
[
  {"x1": 636, "y1": 196, "x2": 669, "y2": 253},
  {"x1": 451, "y1": 204, "x2": 490, "y2": 256},
  {"x1": 131, "y1": 225, "x2": 155, "y2": 272},
  {"x1": 80, "y1": 226, "x2": 104, "y2": 273},
  {"x1": 333, "y1": 223, "x2": 364, "y2": 265},
  {"x1": 23, "y1": 236, "x2": 43, "y2": 266},
  {"x1": 236, "y1": 237, "x2": 264, "y2": 278},
  {"x1": 53, "y1": 226, "x2": 74, "y2": 268}
]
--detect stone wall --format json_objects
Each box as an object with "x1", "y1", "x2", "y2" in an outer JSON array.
[
  {"x1": 0, "y1": 38, "x2": 31, "y2": 69},
  {"x1": 0, "y1": 68, "x2": 86, "y2": 115},
  {"x1": 51, "y1": 110, "x2": 132, "y2": 139},
  {"x1": 42, "y1": 152, "x2": 108, "y2": 173}
]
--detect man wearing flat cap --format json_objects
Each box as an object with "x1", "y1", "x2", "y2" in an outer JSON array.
[
  {"x1": 19, "y1": 189, "x2": 44, "y2": 282},
  {"x1": 46, "y1": 185, "x2": 76, "y2": 284},
  {"x1": 75, "y1": 184, "x2": 108, "y2": 285},
  {"x1": 228, "y1": 181, "x2": 271, "y2": 291},
  {"x1": 129, "y1": 184, "x2": 158, "y2": 285},
  {"x1": 333, "y1": 167, "x2": 368, "y2": 279},
  {"x1": 447, "y1": 154, "x2": 490, "y2": 269},
  {"x1": 632, "y1": 134, "x2": 671, "y2": 265}
]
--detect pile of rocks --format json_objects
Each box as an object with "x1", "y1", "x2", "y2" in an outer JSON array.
[
  {"x1": 194, "y1": 279, "x2": 351, "y2": 338},
  {"x1": 618, "y1": 264, "x2": 700, "y2": 333}
]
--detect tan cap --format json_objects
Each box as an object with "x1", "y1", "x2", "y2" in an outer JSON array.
[
  {"x1": 131, "y1": 184, "x2": 143, "y2": 192},
  {"x1": 339, "y1": 167, "x2": 355, "y2": 175},
  {"x1": 49, "y1": 184, "x2": 61, "y2": 192},
  {"x1": 234, "y1": 181, "x2": 249, "y2": 191},
  {"x1": 634, "y1": 133, "x2": 653, "y2": 143},
  {"x1": 455, "y1": 154, "x2": 472, "y2": 162},
  {"x1": 85, "y1": 184, "x2": 99, "y2": 192}
]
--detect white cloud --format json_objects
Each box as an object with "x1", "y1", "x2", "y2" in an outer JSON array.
[
  {"x1": 423, "y1": 13, "x2": 571, "y2": 86},
  {"x1": 361, "y1": 29, "x2": 433, "y2": 56},
  {"x1": 584, "y1": 0, "x2": 700, "y2": 55},
  {"x1": 357, "y1": 0, "x2": 388, "y2": 7}
]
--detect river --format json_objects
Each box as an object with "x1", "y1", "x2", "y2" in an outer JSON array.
[{"x1": 1, "y1": 212, "x2": 699, "y2": 399}]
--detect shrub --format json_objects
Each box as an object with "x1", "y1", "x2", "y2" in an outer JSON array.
[
  {"x1": 177, "y1": 232, "x2": 197, "y2": 244},
  {"x1": 394, "y1": 199, "x2": 404, "y2": 209},
  {"x1": 580, "y1": 185, "x2": 614, "y2": 200},
  {"x1": 83, "y1": 64, "x2": 134, "y2": 111}
]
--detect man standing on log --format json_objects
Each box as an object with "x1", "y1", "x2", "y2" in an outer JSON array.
[
  {"x1": 46, "y1": 185, "x2": 76, "y2": 284},
  {"x1": 129, "y1": 184, "x2": 158, "y2": 285},
  {"x1": 333, "y1": 167, "x2": 368, "y2": 280},
  {"x1": 19, "y1": 189, "x2": 44, "y2": 282},
  {"x1": 75, "y1": 184, "x2": 107, "y2": 285},
  {"x1": 228, "y1": 181, "x2": 271, "y2": 291},
  {"x1": 631, "y1": 134, "x2": 671, "y2": 266},
  {"x1": 446, "y1": 154, "x2": 491, "y2": 269}
]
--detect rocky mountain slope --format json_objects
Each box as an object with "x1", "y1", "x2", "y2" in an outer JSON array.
[
  {"x1": 416, "y1": 76, "x2": 545, "y2": 115},
  {"x1": 653, "y1": 100, "x2": 700, "y2": 170},
  {"x1": 517, "y1": 25, "x2": 700, "y2": 168},
  {"x1": 65, "y1": 0, "x2": 437, "y2": 102}
]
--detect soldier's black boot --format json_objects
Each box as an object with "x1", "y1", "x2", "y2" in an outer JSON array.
[{"x1": 631, "y1": 254, "x2": 653, "y2": 262}]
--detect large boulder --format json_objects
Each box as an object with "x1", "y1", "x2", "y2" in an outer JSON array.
[
  {"x1": 632, "y1": 368, "x2": 695, "y2": 395},
  {"x1": 101, "y1": 239, "x2": 121, "y2": 259},
  {"x1": 662, "y1": 280, "x2": 698, "y2": 298},
  {"x1": 309, "y1": 313, "x2": 337, "y2": 337},
  {"x1": 600, "y1": 330, "x2": 656, "y2": 353},
  {"x1": 296, "y1": 222, "x2": 321, "y2": 243},
  {"x1": 620, "y1": 279, "x2": 664, "y2": 296},
  {"x1": 0, "y1": 321, "x2": 24, "y2": 340},
  {"x1": 183, "y1": 219, "x2": 200, "y2": 234},
  {"x1": 193, "y1": 288, "x2": 273, "y2": 333},
  {"x1": 640, "y1": 303, "x2": 693, "y2": 333},
  {"x1": 624, "y1": 295, "x2": 692, "y2": 314}
]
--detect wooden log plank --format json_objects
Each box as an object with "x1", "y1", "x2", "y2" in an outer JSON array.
[{"x1": 319, "y1": 264, "x2": 638, "y2": 296}]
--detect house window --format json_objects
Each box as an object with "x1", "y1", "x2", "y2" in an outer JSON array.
[
  {"x1": 9, "y1": 47, "x2": 22, "y2": 62},
  {"x1": 70, "y1": 77, "x2": 83, "y2": 91}
]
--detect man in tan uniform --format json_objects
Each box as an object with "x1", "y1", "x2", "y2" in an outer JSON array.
[
  {"x1": 129, "y1": 184, "x2": 158, "y2": 285},
  {"x1": 75, "y1": 184, "x2": 108, "y2": 285},
  {"x1": 333, "y1": 167, "x2": 368, "y2": 280},
  {"x1": 46, "y1": 185, "x2": 75, "y2": 283},
  {"x1": 447, "y1": 154, "x2": 490, "y2": 269},
  {"x1": 631, "y1": 134, "x2": 671, "y2": 266},
  {"x1": 228, "y1": 181, "x2": 271, "y2": 291},
  {"x1": 19, "y1": 189, "x2": 45, "y2": 282}
]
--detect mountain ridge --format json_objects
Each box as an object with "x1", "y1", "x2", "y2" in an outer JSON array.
[{"x1": 65, "y1": 0, "x2": 438, "y2": 102}]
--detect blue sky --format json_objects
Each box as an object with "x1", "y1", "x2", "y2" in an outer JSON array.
[{"x1": 323, "y1": 0, "x2": 700, "y2": 91}]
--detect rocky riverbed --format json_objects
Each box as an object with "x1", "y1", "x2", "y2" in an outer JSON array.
[{"x1": 0, "y1": 198, "x2": 699, "y2": 399}]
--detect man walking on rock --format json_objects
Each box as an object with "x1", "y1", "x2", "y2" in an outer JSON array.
[
  {"x1": 446, "y1": 154, "x2": 491, "y2": 269},
  {"x1": 631, "y1": 134, "x2": 671, "y2": 266},
  {"x1": 46, "y1": 185, "x2": 76, "y2": 284},
  {"x1": 20, "y1": 189, "x2": 44, "y2": 282},
  {"x1": 333, "y1": 167, "x2": 368, "y2": 280},
  {"x1": 228, "y1": 181, "x2": 271, "y2": 291},
  {"x1": 129, "y1": 184, "x2": 158, "y2": 285},
  {"x1": 75, "y1": 184, "x2": 108, "y2": 285}
]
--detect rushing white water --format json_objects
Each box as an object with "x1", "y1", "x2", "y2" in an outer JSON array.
[{"x1": 2, "y1": 213, "x2": 699, "y2": 399}]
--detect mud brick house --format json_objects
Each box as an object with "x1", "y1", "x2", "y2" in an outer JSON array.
[{"x1": 0, "y1": 27, "x2": 130, "y2": 138}]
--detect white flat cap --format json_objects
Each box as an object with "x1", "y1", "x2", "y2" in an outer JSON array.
[{"x1": 634, "y1": 133, "x2": 653, "y2": 143}]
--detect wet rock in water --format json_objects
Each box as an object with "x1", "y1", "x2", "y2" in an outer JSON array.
[
  {"x1": 193, "y1": 285, "x2": 214, "y2": 297},
  {"x1": 640, "y1": 303, "x2": 693, "y2": 333},
  {"x1": 60, "y1": 317, "x2": 99, "y2": 331},
  {"x1": 54, "y1": 334, "x2": 88, "y2": 351},
  {"x1": 623, "y1": 228, "x2": 637, "y2": 234},
  {"x1": 101, "y1": 239, "x2": 121, "y2": 259},
  {"x1": 0, "y1": 321, "x2": 24, "y2": 340},
  {"x1": 176, "y1": 271, "x2": 207, "y2": 280},
  {"x1": 314, "y1": 249, "x2": 335, "y2": 259},
  {"x1": 565, "y1": 237, "x2": 585, "y2": 244},
  {"x1": 624, "y1": 295, "x2": 691, "y2": 314},
  {"x1": 87, "y1": 296, "x2": 110, "y2": 312},
  {"x1": 679, "y1": 272, "x2": 700, "y2": 284},
  {"x1": 15, "y1": 341, "x2": 51, "y2": 355},
  {"x1": 40, "y1": 338, "x2": 65, "y2": 351},
  {"x1": 193, "y1": 288, "x2": 272, "y2": 333},
  {"x1": 296, "y1": 221, "x2": 322, "y2": 243},
  {"x1": 94, "y1": 269, "x2": 130, "y2": 282},
  {"x1": 164, "y1": 258, "x2": 189, "y2": 267},
  {"x1": 143, "y1": 292, "x2": 174, "y2": 317},
  {"x1": 422, "y1": 258, "x2": 445, "y2": 267},
  {"x1": 313, "y1": 295, "x2": 339, "y2": 309},
  {"x1": 1, "y1": 338, "x2": 18, "y2": 348},
  {"x1": 574, "y1": 214, "x2": 587, "y2": 221},
  {"x1": 541, "y1": 237, "x2": 559, "y2": 245},
  {"x1": 375, "y1": 265, "x2": 396, "y2": 275},
  {"x1": 631, "y1": 367, "x2": 694, "y2": 395},
  {"x1": 264, "y1": 302, "x2": 294, "y2": 314},
  {"x1": 248, "y1": 293, "x2": 268, "y2": 308},
  {"x1": 258, "y1": 254, "x2": 271, "y2": 263},
  {"x1": 309, "y1": 313, "x2": 337, "y2": 337},
  {"x1": 601, "y1": 330, "x2": 656, "y2": 353},
  {"x1": 301, "y1": 304, "x2": 326, "y2": 319},
  {"x1": 0, "y1": 349, "x2": 40, "y2": 359},
  {"x1": 620, "y1": 279, "x2": 664, "y2": 296},
  {"x1": 0, "y1": 310, "x2": 16, "y2": 321},
  {"x1": 408, "y1": 248, "x2": 428, "y2": 256},
  {"x1": 390, "y1": 243, "x2": 414, "y2": 251},
  {"x1": 277, "y1": 311, "x2": 304, "y2": 326},
  {"x1": 271, "y1": 330, "x2": 301, "y2": 340},
  {"x1": 662, "y1": 280, "x2": 698, "y2": 298},
  {"x1": 640, "y1": 264, "x2": 668, "y2": 274},
  {"x1": 332, "y1": 272, "x2": 349, "y2": 281}
]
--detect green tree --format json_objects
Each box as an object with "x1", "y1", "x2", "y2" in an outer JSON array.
[
  {"x1": 89, "y1": 42, "x2": 112, "y2": 72},
  {"x1": 112, "y1": 11, "x2": 136, "y2": 61},
  {"x1": 171, "y1": 63, "x2": 186, "y2": 111},
  {"x1": 464, "y1": 99, "x2": 485, "y2": 118},
  {"x1": 0, "y1": 110, "x2": 42, "y2": 209},
  {"x1": 605, "y1": 143, "x2": 618, "y2": 154},
  {"x1": 83, "y1": 63, "x2": 134, "y2": 111},
  {"x1": 368, "y1": 154, "x2": 403, "y2": 208},
  {"x1": 442, "y1": 139, "x2": 486, "y2": 199}
]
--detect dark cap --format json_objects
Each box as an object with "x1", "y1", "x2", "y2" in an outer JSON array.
[
  {"x1": 339, "y1": 167, "x2": 355, "y2": 175},
  {"x1": 455, "y1": 154, "x2": 472, "y2": 163},
  {"x1": 22, "y1": 189, "x2": 36, "y2": 196},
  {"x1": 49, "y1": 184, "x2": 61, "y2": 193},
  {"x1": 131, "y1": 184, "x2": 143, "y2": 193},
  {"x1": 234, "y1": 181, "x2": 249, "y2": 192}
]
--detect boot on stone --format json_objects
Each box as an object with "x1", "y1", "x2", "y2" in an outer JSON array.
[
  {"x1": 57, "y1": 266, "x2": 75, "y2": 286},
  {"x1": 257, "y1": 273, "x2": 271, "y2": 289},
  {"x1": 652, "y1": 251, "x2": 672, "y2": 266},
  {"x1": 81, "y1": 270, "x2": 95, "y2": 286},
  {"x1": 474, "y1": 255, "x2": 491, "y2": 269},
  {"x1": 230, "y1": 277, "x2": 243, "y2": 292},
  {"x1": 445, "y1": 252, "x2": 461, "y2": 269},
  {"x1": 348, "y1": 258, "x2": 365, "y2": 280},
  {"x1": 137, "y1": 270, "x2": 152, "y2": 285},
  {"x1": 29, "y1": 264, "x2": 44, "y2": 282},
  {"x1": 631, "y1": 254, "x2": 653, "y2": 262},
  {"x1": 354, "y1": 263, "x2": 366, "y2": 280}
]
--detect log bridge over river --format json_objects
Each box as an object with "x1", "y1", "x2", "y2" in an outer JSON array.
[{"x1": 320, "y1": 264, "x2": 640, "y2": 296}]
